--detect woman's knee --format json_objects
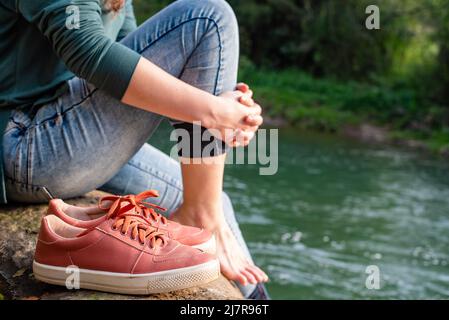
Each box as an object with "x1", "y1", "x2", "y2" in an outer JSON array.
[
  {"x1": 207, "y1": 0, "x2": 238, "y2": 30},
  {"x1": 196, "y1": 0, "x2": 240, "y2": 88},
  {"x1": 181, "y1": 0, "x2": 238, "y2": 37}
]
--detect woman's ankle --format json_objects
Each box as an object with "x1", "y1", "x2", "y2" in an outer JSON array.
[{"x1": 172, "y1": 203, "x2": 225, "y2": 231}]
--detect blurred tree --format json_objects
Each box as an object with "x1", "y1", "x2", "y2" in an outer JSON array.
[
  {"x1": 428, "y1": 0, "x2": 449, "y2": 105},
  {"x1": 132, "y1": 0, "x2": 448, "y2": 112},
  {"x1": 228, "y1": 0, "x2": 414, "y2": 80}
]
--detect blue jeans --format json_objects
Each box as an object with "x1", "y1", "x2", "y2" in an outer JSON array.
[{"x1": 3, "y1": 0, "x2": 260, "y2": 298}]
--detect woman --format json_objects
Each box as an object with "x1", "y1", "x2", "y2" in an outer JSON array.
[{"x1": 0, "y1": 0, "x2": 268, "y2": 298}]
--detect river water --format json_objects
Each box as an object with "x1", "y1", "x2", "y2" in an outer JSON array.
[{"x1": 151, "y1": 124, "x2": 449, "y2": 299}]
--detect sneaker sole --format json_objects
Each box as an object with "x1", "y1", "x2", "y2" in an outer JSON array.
[
  {"x1": 191, "y1": 235, "x2": 216, "y2": 254},
  {"x1": 33, "y1": 259, "x2": 220, "y2": 295}
]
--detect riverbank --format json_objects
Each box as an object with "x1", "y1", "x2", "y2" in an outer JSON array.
[{"x1": 240, "y1": 63, "x2": 449, "y2": 157}]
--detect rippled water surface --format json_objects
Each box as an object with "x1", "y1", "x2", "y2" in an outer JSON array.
[{"x1": 152, "y1": 124, "x2": 449, "y2": 299}]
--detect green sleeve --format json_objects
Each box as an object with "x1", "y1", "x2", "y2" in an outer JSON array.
[
  {"x1": 117, "y1": 0, "x2": 138, "y2": 41},
  {"x1": 18, "y1": 0, "x2": 141, "y2": 99}
]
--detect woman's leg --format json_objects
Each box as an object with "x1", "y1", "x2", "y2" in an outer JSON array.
[
  {"x1": 4, "y1": 0, "x2": 234, "y2": 201},
  {"x1": 119, "y1": 0, "x2": 267, "y2": 288},
  {"x1": 3, "y1": 0, "x2": 267, "y2": 294}
]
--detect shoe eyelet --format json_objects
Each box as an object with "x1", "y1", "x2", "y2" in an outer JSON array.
[
  {"x1": 111, "y1": 226, "x2": 118, "y2": 231},
  {"x1": 120, "y1": 230, "x2": 127, "y2": 236}
]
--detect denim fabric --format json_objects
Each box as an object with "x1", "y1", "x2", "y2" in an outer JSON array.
[{"x1": 3, "y1": 0, "x2": 258, "y2": 298}]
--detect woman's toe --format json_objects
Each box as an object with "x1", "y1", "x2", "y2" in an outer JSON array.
[
  {"x1": 249, "y1": 263, "x2": 269, "y2": 282},
  {"x1": 222, "y1": 266, "x2": 248, "y2": 285},
  {"x1": 246, "y1": 266, "x2": 265, "y2": 283},
  {"x1": 255, "y1": 266, "x2": 270, "y2": 282},
  {"x1": 235, "y1": 272, "x2": 249, "y2": 286},
  {"x1": 241, "y1": 269, "x2": 257, "y2": 284}
]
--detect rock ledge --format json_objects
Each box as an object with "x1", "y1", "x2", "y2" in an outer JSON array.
[{"x1": 0, "y1": 191, "x2": 242, "y2": 300}]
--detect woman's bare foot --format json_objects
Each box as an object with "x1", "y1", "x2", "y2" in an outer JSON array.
[{"x1": 171, "y1": 206, "x2": 269, "y2": 286}]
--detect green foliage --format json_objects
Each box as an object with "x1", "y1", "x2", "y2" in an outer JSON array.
[
  {"x1": 132, "y1": 0, "x2": 173, "y2": 23},
  {"x1": 229, "y1": 0, "x2": 411, "y2": 79},
  {"x1": 239, "y1": 64, "x2": 449, "y2": 138},
  {"x1": 133, "y1": 0, "x2": 448, "y2": 106},
  {"x1": 427, "y1": 0, "x2": 449, "y2": 104},
  {"x1": 132, "y1": 0, "x2": 449, "y2": 151}
]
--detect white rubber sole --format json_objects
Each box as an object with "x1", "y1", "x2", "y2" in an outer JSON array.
[
  {"x1": 191, "y1": 235, "x2": 216, "y2": 254},
  {"x1": 33, "y1": 259, "x2": 220, "y2": 295}
]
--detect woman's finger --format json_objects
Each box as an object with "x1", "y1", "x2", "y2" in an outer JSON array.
[
  {"x1": 232, "y1": 130, "x2": 255, "y2": 147},
  {"x1": 244, "y1": 114, "x2": 263, "y2": 127},
  {"x1": 245, "y1": 89, "x2": 254, "y2": 99},
  {"x1": 242, "y1": 131, "x2": 255, "y2": 142},
  {"x1": 247, "y1": 103, "x2": 262, "y2": 116},
  {"x1": 239, "y1": 95, "x2": 254, "y2": 107},
  {"x1": 236, "y1": 82, "x2": 249, "y2": 92}
]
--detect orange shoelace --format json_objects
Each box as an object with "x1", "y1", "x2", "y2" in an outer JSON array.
[
  {"x1": 100, "y1": 190, "x2": 168, "y2": 225},
  {"x1": 78, "y1": 190, "x2": 168, "y2": 248},
  {"x1": 109, "y1": 214, "x2": 167, "y2": 249}
]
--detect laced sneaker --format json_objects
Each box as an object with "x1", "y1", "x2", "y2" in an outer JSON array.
[
  {"x1": 33, "y1": 204, "x2": 220, "y2": 295},
  {"x1": 48, "y1": 190, "x2": 216, "y2": 254}
]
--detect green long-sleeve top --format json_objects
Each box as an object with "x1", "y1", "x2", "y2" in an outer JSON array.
[
  {"x1": 0, "y1": 0, "x2": 140, "y2": 109},
  {"x1": 0, "y1": 0, "x2": 140, "y2": 203}
]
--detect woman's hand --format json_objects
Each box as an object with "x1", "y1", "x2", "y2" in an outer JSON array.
[
  {"x1": 124, "y1": 58, "x2": 263, "y2": 146},
  {"x1": 207, "y1": 83, "x2": 263, "y2": 147},
  {"x1": 233, "y1": 82, "x2": 262, "y2": 147}
]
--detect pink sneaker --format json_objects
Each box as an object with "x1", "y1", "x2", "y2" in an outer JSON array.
[
  {"x1": 48, "y1": 190, "x2": 216, "y2": 254},
  {"x1": 33, "y1": 210, "x2": 220, "y2": 294}
]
